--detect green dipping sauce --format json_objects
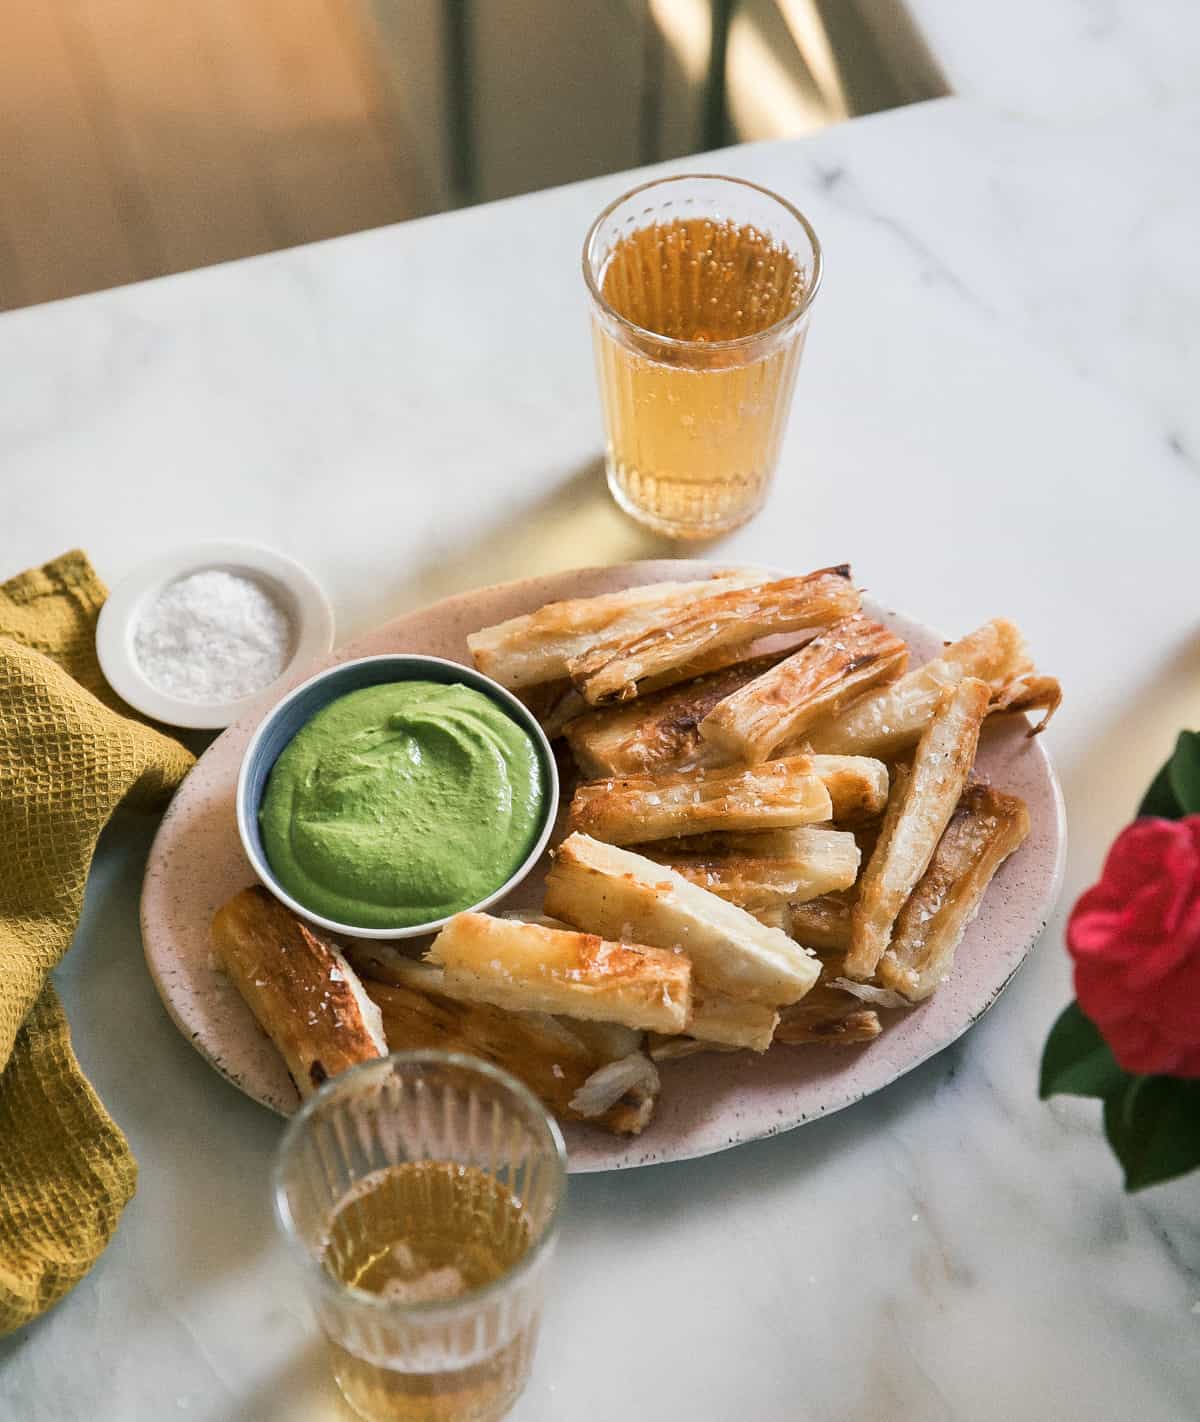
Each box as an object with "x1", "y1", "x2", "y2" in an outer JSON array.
[{"x1": 258, "y1": 681, "x2": 546, "y2": 929}]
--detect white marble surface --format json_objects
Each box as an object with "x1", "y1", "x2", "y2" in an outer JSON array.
[
  {"x1": 910, "y1": 0, "x2": 1200, "y2": 121},
  {"x1": 1, "y1": 93, "x2": 1199, "y2": 1420}
]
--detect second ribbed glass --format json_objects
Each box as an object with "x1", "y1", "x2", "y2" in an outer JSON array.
[
  {"x1": 584, "y1": 174, "x2": 821, "y2": 539},
  {"x1": 273, "y1": 1052, "x2": 567, "y2": 1422}
]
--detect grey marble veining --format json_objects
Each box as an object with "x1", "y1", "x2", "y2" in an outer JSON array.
[{"x1": 0, "y1": 90, "x2": 1198, "y2": 1421}]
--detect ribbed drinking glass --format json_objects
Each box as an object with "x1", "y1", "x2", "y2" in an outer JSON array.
[
  {"x1": 273, "y1": 1051, "x2": 567, "y2": 1422},
  {"x1": 584, "y1": 173, "x2": 821, "y2": 539}
]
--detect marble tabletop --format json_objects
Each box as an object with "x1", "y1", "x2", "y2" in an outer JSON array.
[
  {"x1": 1, "y1": 90, "x2": 1198, "y2": 1421},
  {"x1": 910, "y1": 0, "x2": 1200, "y2": 121}
]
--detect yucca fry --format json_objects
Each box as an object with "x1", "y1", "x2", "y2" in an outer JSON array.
[
  {"x1": 989, "y1": 673, "x2": 1062, "y2": 735},
  {"x1": 544, "y1": 833, "x2": 820, "y2": 1006},
  {"x1": 515, "y1": 678, "x2": 572, "y2": 725},
  {"x1": 211, "y1": 887, "x2": 386, "y2": 1097},
  {"x1": 500, "y1": 921, "x2": 668, "y2": 1057},
  {"x1": 346, "y1": 943, "x2": 447, "y2": 992},
  {"x1": 568, "y1": 1054, "x2": 661, "y2": 1129},
  {"x1": 853, "y1": 820, "x2": 883, "y2": 862},
  {"x1": 625, "y1": 756, "x2": 887, "y2": 832},
  {"x1": 350, "y1": 938, "x2": 647, "y2": 1061},
  {"x1": 878, "y1": 784, "x2": 1031, "y2": 1000},
  {"x1": 568, "y1": 566, "x2": 860, "y2": 705},
  {"x1": 362, "y1": 978, "x2": 657, "y2": 1134},
  {"x1": 467, "y1": 572, "x2": 761, "y2": 689},
  {"x1": 351, "y1": 928, "x2": 663, "y2": 1132},
  {"x1": 806, "y1": 755, "x2": 890, "y2": 822},
  {"x1": 643, "y1": 829, "x2": 860, "y2": 911},
  {"x1": 774, "y1": 982, "x2": 883, "y2": 1045},
  {"x1": 567, "y1": 757, "x2": 832, "y2": 845},
  {"x1": 516, "y1": 680, "x2": 589, "y2": 739},
  {"x1": 426, "y1": 911, "x2": 691, "y2": 1033},
  {"x1": 806, "y1": 618, "x2": 1031, "y2": 759},
  {"x1": 773, "y1": 953, "x2": 886, "y2": 1042},
  {"x1": 687, "y1": 986, "x2": 779, "y2": 1050},
  {"x1": 647, "y1": 1035, "x2": 740, "y2": 1062},
  {"x1": 846, "y1": 678, "x2": 990, "y2": 978},
  {"x1": 563, "y1": 652, "x2": 789, "y2": 777},
  {"x1": 560, "y1": 1018, "x2": 645, "y2": 1060},
  {"x1": 700, "y1": 617, "x2": 908, "y2": 763},
  {"x1": 840, "y1": 762, "x2": 909, "y2": 961},
  {"x1": 787, "y1": 893, "x2": 855, "y2": 953},
  {"x1": 615, "y1": 757, "x2": 886, "y2": 841},
  {"x1": 640, "y1": 990, "x2": 778, "y2": 1056},
  {"x1": 644, "y1": 827, "x2": 817, "y2": 858}
]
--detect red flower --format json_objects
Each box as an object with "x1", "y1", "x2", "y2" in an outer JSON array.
[{"x1": 1067, "y1": 815, "x2": 1200, "y2": 1078}]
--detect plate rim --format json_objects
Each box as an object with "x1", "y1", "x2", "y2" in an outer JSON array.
[{"x1": 141, "y1": 558, "x2": 1068, "y2": 1171}]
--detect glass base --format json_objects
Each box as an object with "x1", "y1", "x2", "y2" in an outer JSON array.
[
  {"x1": 334, "y1": 1358, "x2": 526, "y2": 1422},
  {"x1": 605, "y1": 460, "x2": 768, "y2": 541}
]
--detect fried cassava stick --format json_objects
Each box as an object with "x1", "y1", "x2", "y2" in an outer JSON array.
[
  {"x1": 563, "y1": 653, "x2": 789, "y2": 777},
  {"x1": 211, "y1": 887, "x2": 386, "y2": 1097},
  {"x1": 425, "y1": 911, "x2": 692, "y2": 1033},
  {"x1": 845, "y1": 678, "x2": 990, "y2": 978},
  {"x1": 544, "y1": 832, "x2": 819, "y2": 1006},
  {"x1": 467, "y1": 573, "x2": 761, "y2": 689},
  {"x1": 684, "y1": 986, "x2": 780, "y2": 1051},
  {"x1": 774, "y1": 980, "x2": 883, "y2": 1046},
  {"x1": 361, "y1": 974, "x2": 659, "y2": 1135},
  {"x1": 805, "y1": 755, "x2": 890, "y2": 822},
  {"x1": 567, "y1": 757, "x2": 832, "y2": 845},
  {"x1": 567, "y1": 567, "x2": 860, "y2": 705},
  {"x1": 877, "y1": 784, "x2": 1031, "y2": 1000},
  {"x1": 807, "y1": 618, "x2": 1058, "y2": 758},
  {"x1": 643, "y1": 829, "x2": 860, "y2": 911},
  {"x1": 699, "y1": 617, "x2": 908, "y2": 763},
  {"x1": 787, "y1": 893, "x2": 855, "y2": 953}
]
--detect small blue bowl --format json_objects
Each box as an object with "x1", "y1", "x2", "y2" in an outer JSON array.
[{"x1": 235, "y1": 654, "x2": 560, "y2": 940}]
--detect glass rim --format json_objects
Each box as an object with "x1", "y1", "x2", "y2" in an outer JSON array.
[
  {"x1": 272, "y1": 1049, "x2": 568, "y2": 1318},
  {"x1": 582, "y1": 171, "x2": 823, "y2": 354}
]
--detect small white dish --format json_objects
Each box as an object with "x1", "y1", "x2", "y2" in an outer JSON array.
[{"x1": 96, "y1": 541, "x2": 335, "y2": 730}]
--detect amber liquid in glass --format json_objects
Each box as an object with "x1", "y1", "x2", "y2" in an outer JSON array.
[
  {"x1": 323, "y1": 1163, "x2": 534, "y2": 1422},
  {"x1": 595, "y1": 217, "x2": 808, "y2": 537}
]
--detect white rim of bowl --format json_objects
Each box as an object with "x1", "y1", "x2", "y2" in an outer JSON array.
[
  {"x1": 95, "y1": 540, "x2": 335, "y2": 730},
  {"x1": 235, "y1": 654, "x2": 561, "y2": 940}
]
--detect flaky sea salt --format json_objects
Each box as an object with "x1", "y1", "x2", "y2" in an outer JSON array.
[{"x1": 133, "y1": 569, "x2": 294, "y2": 703}]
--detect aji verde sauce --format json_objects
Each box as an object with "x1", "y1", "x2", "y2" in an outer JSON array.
[{"x1": 259, "y1": 681, "x2": 545, "y2": 929}]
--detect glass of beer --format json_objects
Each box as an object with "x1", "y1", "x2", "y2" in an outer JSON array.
[
  {"x1": 274, "y1": 1051, "x2": 567, "y2": 1422},
  {"x1": 584, "y1": 173, "x2": 821, "y2": 539}
]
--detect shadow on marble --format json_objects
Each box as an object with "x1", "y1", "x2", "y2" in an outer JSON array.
[
  {"x1": 223, "y1": 1336, "x2": 351, "y2": 1422},
  {"x1": 1057, "y1": 622, "x2": 1200, "y2": 819},
  {"x1": 378, "y1": 456, "x2": 678, "y2": 619}
]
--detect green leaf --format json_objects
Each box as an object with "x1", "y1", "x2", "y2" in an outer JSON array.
[
  {"x1": 1103, "y1": 1076, "x2": 1200, "y2": 1191},
  {"x1": 1139, "y1": 730, "x2": 1200, "y2": 819},
  {"x1": 1040, "y1": 1001, "x2": 1129, "y2": 1099}
]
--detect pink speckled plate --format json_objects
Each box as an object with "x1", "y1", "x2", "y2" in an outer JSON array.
[{"x1": 142, "y1": 561, "x2": 1066, "y2": 1172}]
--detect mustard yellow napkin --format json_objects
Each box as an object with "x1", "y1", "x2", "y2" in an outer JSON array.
[{"x1": 0, "y1": 551, "x2": 194, "y2": 1334}]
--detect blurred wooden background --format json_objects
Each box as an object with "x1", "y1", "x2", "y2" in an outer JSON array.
[{"x1": 0, "y1": 0, "x2": 945, "y2": 312}]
